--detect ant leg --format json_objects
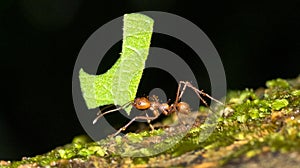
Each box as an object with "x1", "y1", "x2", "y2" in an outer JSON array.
[
  {"x1": 96, "y1": 104, "x2": 116, "y2": 115},
  {"x1": 177, "y1": 81, "x2": 188, "y2": 101},
  {"x1": 113, "y1": 115, "x2": 159, "y2": 136},
  {"x1": 149, "y1": 95, "x2": 159, "y2": 102},
  {"x1": 93, "y1": 101, "x2": 132, "y2": 124},
  {"x1": 175, "y1": 81, "x2": 183, "y2": 104},
  {"x1": 184, "y1": 81, "x2": 224, "y2": 105},
  {"x1": 190, "y1": 88, "x2": 210, "y2": 107},
  {"x1": 145, "y1": 112, "x2": 155, "y2": 131},
  {"x1": 179, "y1": 81, "x2": 224, "y2": 106},
  {"x1": 178, "y1": 81, "x2": 209, "y2": 107}
]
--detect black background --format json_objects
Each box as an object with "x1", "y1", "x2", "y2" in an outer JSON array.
[{"x1": 0, "y1": 1, "x2": 299, "y2": 160}]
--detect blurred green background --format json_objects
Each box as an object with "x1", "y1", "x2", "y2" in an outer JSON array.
[{"x1": 0, "y1": 1, "x2": 299, "y2": 160}]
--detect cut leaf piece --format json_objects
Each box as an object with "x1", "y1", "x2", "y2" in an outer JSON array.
[{"x1": 79, "y1": 13, "x2": 154, "y2": 114}]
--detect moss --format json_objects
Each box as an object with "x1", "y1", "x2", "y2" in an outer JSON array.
[
  {"x1": 3, "y1": 75, "x2": 300, "y2": 168},
  {"x1": 271, "y1": 98, "x2": 289, "y2": 110},
  {"x1": 266, "y1": 78, "x2": 290, "y2": 89}
]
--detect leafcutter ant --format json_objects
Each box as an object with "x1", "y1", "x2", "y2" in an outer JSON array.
[{"x1": 93, "y1": 81, "x2": 224, "y2": 136}]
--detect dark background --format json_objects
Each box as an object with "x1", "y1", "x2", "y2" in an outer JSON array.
[{"x1": 0, "y1": 1, "x2": 299, "y2": 160}]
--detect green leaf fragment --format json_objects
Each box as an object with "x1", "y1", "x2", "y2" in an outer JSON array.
[
  {"x1": 79, "y1": 13, "x2": 154, "y2": 114},
  {"x1": 113, "y1": 13, "x2": 154, "y2": 113}
]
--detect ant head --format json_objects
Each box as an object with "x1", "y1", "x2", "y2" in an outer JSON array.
[{"x1": 133, "y1": 97, "x2": 151, "y2": 110}]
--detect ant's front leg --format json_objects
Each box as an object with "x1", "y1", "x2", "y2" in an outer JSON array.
[
  {"x1": 113, "y1": 115, "x2": 159, "y2": 136},
  {"x1": 93, "y1": 101, "x2": 133, "y2": 124}
]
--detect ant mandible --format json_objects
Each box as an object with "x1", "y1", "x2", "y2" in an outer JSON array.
[{"x1": 93, "y1": 81, "x2": 224, "y2": 136}]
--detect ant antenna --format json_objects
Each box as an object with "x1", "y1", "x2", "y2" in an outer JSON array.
[{"x1": 93, "y1": 100, "x2": 133, "y2": 125}]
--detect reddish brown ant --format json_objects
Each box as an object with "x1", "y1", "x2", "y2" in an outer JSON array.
[{"x1": 93, "y1": 81, "x2": 224, "y2": 136}]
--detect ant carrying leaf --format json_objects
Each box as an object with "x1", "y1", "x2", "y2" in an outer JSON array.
[{"x1": 93, "y1": 81, "x2": 224, "y2": 136}]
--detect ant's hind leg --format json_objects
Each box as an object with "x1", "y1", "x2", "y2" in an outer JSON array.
[{"x1": 184, "y1": 81, "x2": 224, "y2": 106}]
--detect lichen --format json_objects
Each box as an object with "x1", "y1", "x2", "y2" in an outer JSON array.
[{"x1": 2, "y1": 75, "x2": 300, "y2": 168}]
